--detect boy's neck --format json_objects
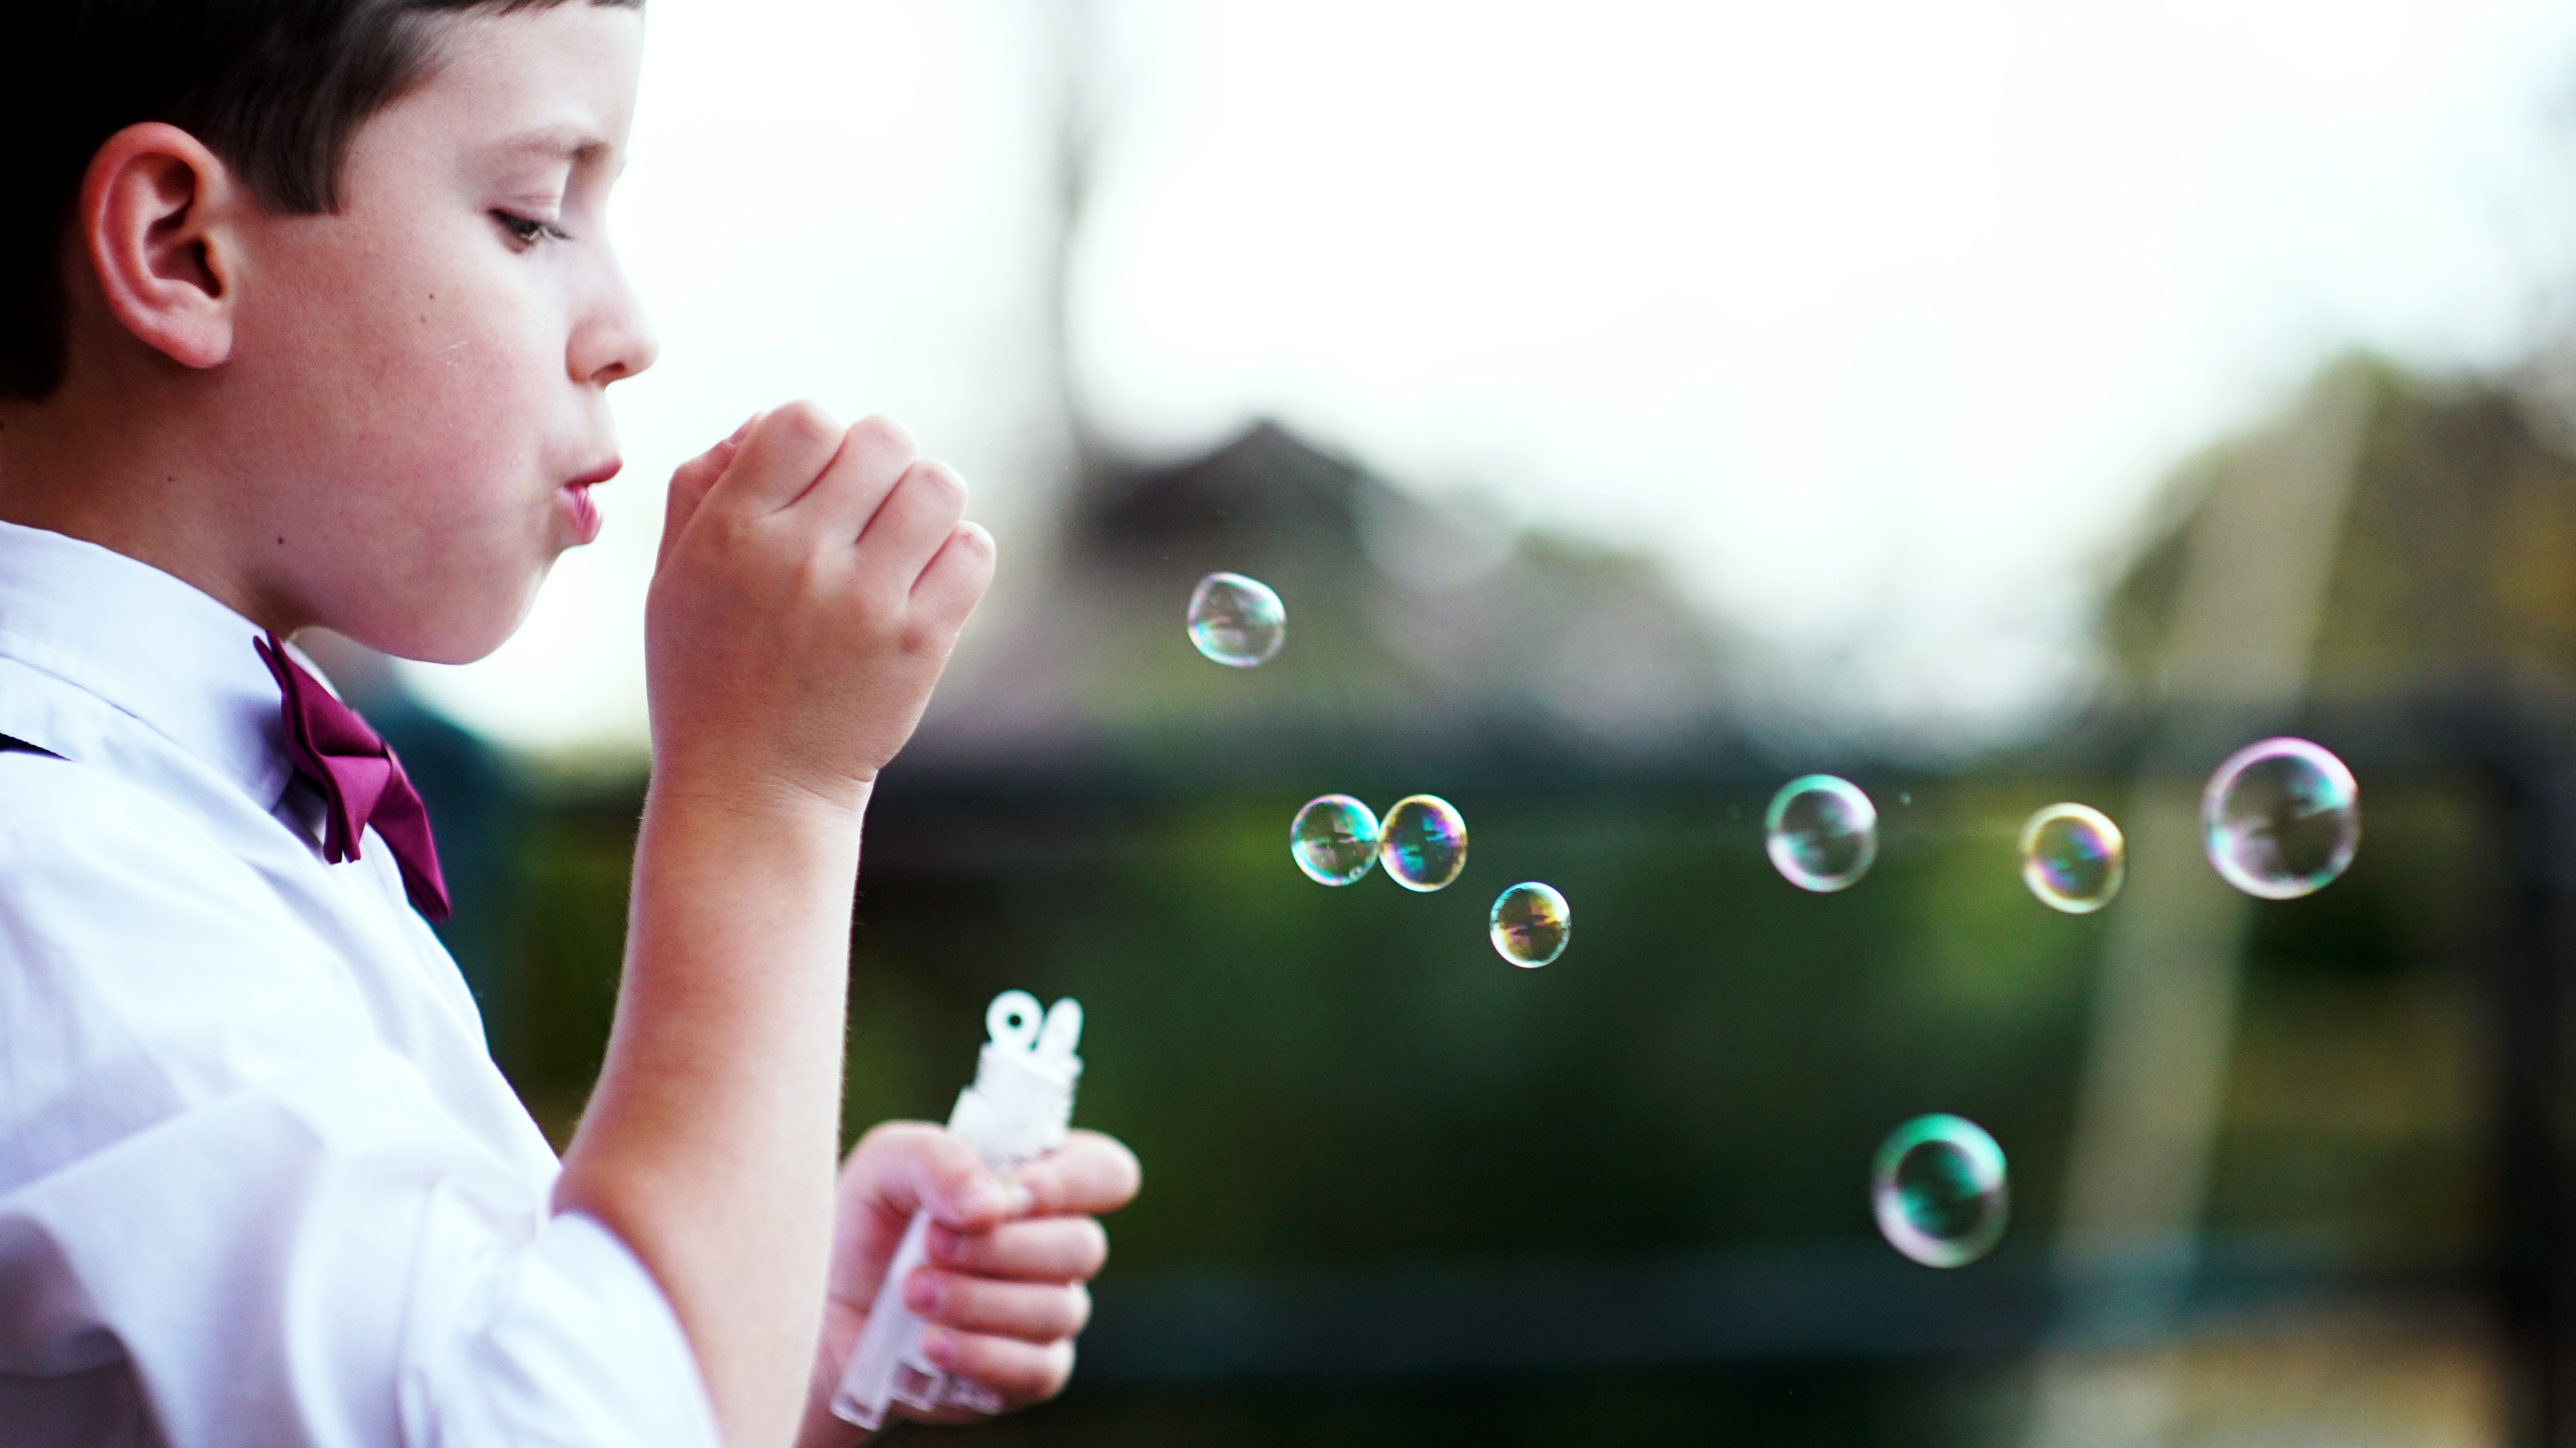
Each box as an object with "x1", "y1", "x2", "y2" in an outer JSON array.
[{"x1": 0, "y1": 358, "x2": 300, "y2": 638}]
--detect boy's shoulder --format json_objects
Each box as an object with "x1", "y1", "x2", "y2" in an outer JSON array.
[
  {"x1": 0, "y1": 742, "x2": 385, "y2": 1178},
  {"x1": 0, "y1": 739, "x2": 347, "y2": 993},
  {"x1": 0, "y1": 736, "x2": 263, "y2": 883}
]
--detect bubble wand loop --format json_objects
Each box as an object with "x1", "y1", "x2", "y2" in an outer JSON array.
[{"x1": 829, "y1": 991, "x2": 1084, "y2": 1431}]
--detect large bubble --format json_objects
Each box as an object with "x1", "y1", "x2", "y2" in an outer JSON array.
[
  {"x1": 1186, "y1": 572, "x2": 1286, "y2": 667},
  {"x1": 2201, "y1": 737, "x2": 2360, "y2": 900},
  {"x1": 1764, "y1": 775, "x2": 1878, "y2": 893},
  {"x1": 1290, "y1": 795, "x2": 1381, "y2": 886},
  {"x1": 1488, "y1": 882, "x2": 1569, "y2": 968},
  {"x1": 1380, "y1": 794, "x2": 1468, "y2": 892},
  {"x1": 2018, "y1": 802, "x2": 2125, "y2": 914},
  {"x1": 1872, "y1": 1114, "x2": 2009, "y2": 1268}
]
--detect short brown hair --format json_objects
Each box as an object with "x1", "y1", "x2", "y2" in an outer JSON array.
[{"x1": 0, "y1": 0, "x2": 643, "y2": 402}]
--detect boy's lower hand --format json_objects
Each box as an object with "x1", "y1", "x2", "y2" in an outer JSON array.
[{"x1": 799, "y1": 1122, "x2": 1143, "y2": 1445}]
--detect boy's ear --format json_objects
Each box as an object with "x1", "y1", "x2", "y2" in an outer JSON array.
[{"x1": 79, "y1": 122, "x2": 245, "y2": 372}]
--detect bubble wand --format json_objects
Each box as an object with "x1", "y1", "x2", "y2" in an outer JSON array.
[{"x1": 830, "y1": 991, "x2": 1084, "y2": 1430}]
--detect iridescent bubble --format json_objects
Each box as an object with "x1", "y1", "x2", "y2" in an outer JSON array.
[
  {"x1": 1380, "y1": 794, "x2": 1468, "y2": 892},
  {"x1": 2202, "y1": 737, "x2": 2361, "y2": 900},
  {"x1": 2019, "y1": 802, "x2": 2126, "y2": 914},
  {"x1": 1764, "y1": 775, "x2": 1878, "y2": 892},
  {"x1": 1489, "y1": 882, "x2": 1569, "y2": 968},
  {"x1": 1290, "y1": 794, "x2": 1381, "y2": 886},
  {"x1": 1186, "y1": 572, "x2": 1285, "y2": 667},
  {"x1": 1872, "y1": 1114, "x2": 2009, "y2": 1269}
]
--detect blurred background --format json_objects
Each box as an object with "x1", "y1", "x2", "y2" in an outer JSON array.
[{"x1": 341, "y1": 2, "x2": 2576, "y2": 1442}]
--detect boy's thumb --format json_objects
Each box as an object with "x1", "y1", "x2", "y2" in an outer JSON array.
[{"x1": 878, "y1": 1124, "x2": 1029, "y2": 1230}]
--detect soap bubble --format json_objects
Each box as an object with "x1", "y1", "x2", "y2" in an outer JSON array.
[
  {"x1": 1872, "y1": 1114, "x2": 2008, "y2": 1268},
  {"x1": 2202, "y1": 737, "x2": 2360, "y2": 900},
  {"x1": 2019, "y1": 803, "x2": 2126, "y2": 914},
  {"x1": 1380, "y1": 794, "x2": 1468, "y2": 892},
  {"x1": 1290, "y1": 795, "x2": 1381, "y2": 886},
  {"x1": 1186, "y1": 572, "x2": 1285, "y2": 667},
  {"x1": 1489, "y1": 882, "x2": 1569, "y2": 967},
  {"x1": 1765, "y1": 775, "x2": 1878, "y2": 892}
]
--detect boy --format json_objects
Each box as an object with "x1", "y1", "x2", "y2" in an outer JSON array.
[{"x1": 0, "y1": 3, "x2": 1138, "y2": 1446}]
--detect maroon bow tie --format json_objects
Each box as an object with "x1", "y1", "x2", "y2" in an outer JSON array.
[{"x1": 255, "y1": 633, "x2": 451, "y2": 923}]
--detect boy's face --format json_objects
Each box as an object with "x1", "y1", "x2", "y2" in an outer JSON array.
[{"x1": 227, "y1": 4, "x2": 653, "y2": 663}]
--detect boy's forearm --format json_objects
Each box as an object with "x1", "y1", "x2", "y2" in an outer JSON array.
[{"x1": 557, "y1": 774, "x2": 866, "y2": 1448}]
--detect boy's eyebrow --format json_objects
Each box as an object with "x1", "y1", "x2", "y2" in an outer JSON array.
[{"x1": 482, "y1": 127, "x2": 617, "y2": 169}]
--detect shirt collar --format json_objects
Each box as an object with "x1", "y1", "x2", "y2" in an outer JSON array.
[{"x1": 0, "y1": 519, "x2": 296, "y2": 807}]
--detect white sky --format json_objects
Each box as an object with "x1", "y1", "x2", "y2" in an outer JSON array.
[{"x1": 401, "y1": 0, "x2": 2576, "y2": 754}]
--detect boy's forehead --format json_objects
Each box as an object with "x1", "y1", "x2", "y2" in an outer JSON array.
[{"x1": 392, "y1": 5, "x2": 642, "y2": 161}]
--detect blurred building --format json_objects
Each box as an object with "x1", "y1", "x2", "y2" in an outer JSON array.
[{"x1": 917, "y1": 420, "x2": 1741, "y2": 770}]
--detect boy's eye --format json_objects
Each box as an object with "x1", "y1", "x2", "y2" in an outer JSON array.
[{"x1": 493, "y1": 211, "x2": 570, "y2": 248}]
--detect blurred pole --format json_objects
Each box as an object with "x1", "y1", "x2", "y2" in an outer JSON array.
[
  {"x1": 2487, "y1": 700, "x2": 2576, "y2": 1445},
  {"x1": 1040, "y1": 0, "x2": 1103, "y2": 463},
  {"x1": 2018, "y1": 363, "x2": 2372, "y2": 1447}
]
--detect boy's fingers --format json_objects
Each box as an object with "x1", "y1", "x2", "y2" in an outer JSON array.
[
  {"x1": 705, "y1": 399, "x2": 847, "y2": 513},
  {"x1": 1010, "y1": 1131, "x2": 1141, "y2": 1219},
  {"x1": 905, "y1": 1269, "x2": 1092, "y2": 1341},
  {"x1": 924, "y1": 1215, "x2": 1109, "y2": 1282},
  {"x1": 853, "y1": 460, "x2": 969, "y2": 606},
  {"x1": 796, "y1": 412, "x2": 917, "y2": 536},
  {"x1": 919, "y1": 1329, "x2": 1075, "y2": 1406},
  {"x1": 909, "y1": 522, "x2": 996, "y2": 635},
  {"x1": 657, "y1": 435, "x2": 741, "y2": 570}
]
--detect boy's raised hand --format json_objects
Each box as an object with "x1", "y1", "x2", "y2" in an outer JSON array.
[
  {"x1": 567, "y1": 405, "x2": 998, "y2": 1446},
  {"x1": 799, "y1": 1124, "x2": 1143, "y2": 1446},
  {"x1": 648, "y1": 403, "x2": 995, "y2": 812}
]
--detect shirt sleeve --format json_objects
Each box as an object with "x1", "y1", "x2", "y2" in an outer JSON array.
[{"x1": 0, "y1": 757, "x2": 721, "y2": 1448}]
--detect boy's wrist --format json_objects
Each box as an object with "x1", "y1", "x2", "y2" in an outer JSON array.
[{"x1": 645, "y1": 754, "x2": 875, "y2": 839}]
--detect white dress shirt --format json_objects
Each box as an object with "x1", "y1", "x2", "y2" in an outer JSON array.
[{"x1": 0, "y1": 521, "x2": 719, "y2": 1447}]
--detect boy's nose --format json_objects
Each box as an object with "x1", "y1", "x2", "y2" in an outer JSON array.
[{"x1": 571, "y1": 258, "x2": 659, "y2": 386}]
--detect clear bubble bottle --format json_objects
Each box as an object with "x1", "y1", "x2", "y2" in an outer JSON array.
[{"x1": 831, "y1": 991, "x2": 1083, "y2": 1430}]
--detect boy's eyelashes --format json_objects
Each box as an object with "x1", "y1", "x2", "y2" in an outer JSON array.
[{"x1": 491, "y1": 210, "x2": 573, "y2": 249}]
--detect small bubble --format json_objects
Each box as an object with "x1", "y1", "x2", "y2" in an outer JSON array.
[
  {"x1": 1290, "y1": 794, "x2": 1380, "y2": 886},
  {"x1": 1898, "y1": 792, "x2": 1913, "y2": 806},
  {"x1": 1381, "y1": 794, "x2": 1468, "y2": 892},
  {"x1": 2202, "y1": 737, "x2": 2360, "y2": 900},
  {"x1": 2019, "y1": 803, "x2": 2125, "y2": 914},
  {"x1": 1872, "y1": 1114, "x2": 2008, "y2": 1268},
  {"x1": 1186, "y1": 572, "x2": 1285, "y2": 667},
  {"x1": 1765, "y1": 775, "x2": 1878, "y2": 892},
  {"x1": 1489, "y1": 882, "x2": 1569, "y2": 967}
]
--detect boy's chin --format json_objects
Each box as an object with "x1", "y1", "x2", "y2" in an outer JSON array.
[{"x1": 357, "y1": 576, "x2": 550, "y2": 667}]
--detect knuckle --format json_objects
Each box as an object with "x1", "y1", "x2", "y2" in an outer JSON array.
[
  {"x1": 907, "y1": 1265, "x2": 948, "y2": 1312},
  {"x1": 931, "y1": 1153, "x2": 985, "y2": 1197},
  {"x1": 898, "y1": 614, "x2": 953, "y2": 659},
  {"x1": 1107, "y1": 1138, "x2": 1143, "y2": 1198},
  {"x1": 850, "y1": 412, "x2": 919, "y2": 461},
  {"x1": 1035, "y1": 1341, "x2": 1076, "y2": 1400},
  {"x1": 1072, "y1": 1218, "x2": 1110, "y2": 1276},
  {"x1": 772, "y1": 398, "x2": 840, "y2": 448},
  {"x1": 906, "y1": 459, "x2": 967, "y2": 511}
]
